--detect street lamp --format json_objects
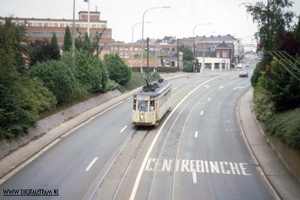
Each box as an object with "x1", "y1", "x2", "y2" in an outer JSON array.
[
  {"x1": 192, "y1": 23, "x2": 211, "y2": 73},
  {"x1": 192, "y1": 23, "x2": 212, "y2": 58},
  {"x1": 140, "y1": 6, "x2": 171, "y2": 73},
  {"x1": 131, "y1": 22, "x2": 151, "y2": 67}
]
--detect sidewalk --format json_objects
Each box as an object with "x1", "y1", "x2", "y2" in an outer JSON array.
[{"x1": 237, "y1": 88, "x2": 300, "y2": 200}]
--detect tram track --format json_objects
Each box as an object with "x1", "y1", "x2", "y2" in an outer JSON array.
[
  {"x1": 87, "y1": 127, "x2": 152, "y2": 200},
  {"x1": 145, "y1": 74, "x2": 244, "y2": 200}
]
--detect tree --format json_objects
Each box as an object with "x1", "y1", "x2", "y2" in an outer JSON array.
[
  {"x1": 264, "y1": 59, "x2": 300, "y2": 112},
  {"x1": 0, "y1": 18, "x2": 38, "y2": 139},
  {"x1": 244, "y1": 0, "x2": 296, "y2": 86},
  {"x1": 75, "y1": 29, "x2": 106, "y2": 57},
  {"x1": 27, "y1": 38, "x2": 59, "y2": 67},
  {"x1": 61, "y1": 50, "x2": 108, "y2": 92},
  {"x1": 50, "y1": 33, "x2": 61, "y2": 60},
  {"x1": 178, "y1": 44, "x2": 194, "y2": 62},
  {"x1": 103, "y1": 52, "x2": 131, "y2": 85},
  {"x1": 29, "y1": 60, "x2": 76, "y2": 104},
  {"x1": 63, "y1": 25, "x2": 72, "y2": 52},
  {"x1": 245, "y1": 0, "x2": 295, "y2": 52}
]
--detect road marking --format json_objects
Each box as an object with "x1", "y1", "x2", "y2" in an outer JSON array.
[
  {"x1": 144, "y1": 158, "x2": 252, "y2": 176},
  {"x1": 208, "y1": 98, "x2": 211, "y2": 101},
  {"x1": 85, "y1": 157, "x2": 98, "y2": 172},
  {"x1": 204, "y1": 85, "x2": 209, "y2": 88},
  {"x1": 200, "y1": 111, "x2": 204, "y2": 115},
  {"x1": 233, "y1": 87, "x2": 243, "y2": 90},
  {"x1": 120, "y1": 125, "x2": 127, "y2": 133},
  {"x1": 129, "y1": 75, "x2": 225, "y2": 200},
  {"x1": 174, "y1": 87, "x2": 177, "y2": 90},
  {"x1": 195, "y1": 131, "x2": 198, "y2": 138},
  {"x1": 186, "y1": 81, "x2": 189, "y2": 84},
  {"x1": 192, "y1": 169, "x2": 197, "y2": 183},
  {"x1": 218, "y1": 86, "x2": 224, "y2": 89}
]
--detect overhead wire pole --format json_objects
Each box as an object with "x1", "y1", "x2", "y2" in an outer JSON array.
[
  {"x1": 131, "y1": 22, "x2": 151, "y2": 67},
  {"x1": 84, "y1": 0, "x2": 90, "y2": 37},
  {"x1": 140, "y1": 6, "x2": 171, "y2": 74}
]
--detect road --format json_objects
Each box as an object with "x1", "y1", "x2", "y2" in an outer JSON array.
[{"x1": 0, "y1": 56, "x2": 275, "y2": 199}]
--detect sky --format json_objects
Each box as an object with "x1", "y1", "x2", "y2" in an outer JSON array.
[{"x1": 1, "y1": 0, "x2": 300, "y2": 44}]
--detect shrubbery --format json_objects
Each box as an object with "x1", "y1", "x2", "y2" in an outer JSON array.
[
  {"x1": 29, "y1": 60, "x2": 76, "y2": 104},
  {"x1": 104, "y1": 52, "x2": 131, "y2": 85}
]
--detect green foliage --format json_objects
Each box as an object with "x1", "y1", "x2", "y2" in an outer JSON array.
[
  {"x1": 20, "y1": 77, "x2": 57, "y2": 114},
  {"x1": 178, "y1": 44, "x2": 194, "y2": 61},
  {"x1": 27, "y1": 38, "x2": 60, "y2": 67},
  {"x1": 63, "y1": 26, "x2": 72, "y2": 52},
  {"x1": 105, "y1": 79, "x2": 118, "y2": 91},
  {"x1": 75, "y1": 30, "x2": 106, "y2": 57},
  {"x1": 244, "y1": 0, "x2": 295, "y2": 52},
  {"x1": 253, "y1": 76, "x2": 275, "y2": 121},
  {"x1": 0, "y1": 17, "x2": 40, "y2": 139},
  {"x1": 29, "y1": 60, "x2": 76, "y2": 104},
  {"x1": 183, "y1": 60, "x2": 193, "y2": 72},
  {"x1": 0, "y1": 17, "x2": 27, "y2": 75},
  {"x1": 50, "y1": 33, "x2": 61, "y2": 60},
  {"x1": 264, "y1": 59, "x2": 300, "y2": 112},
  {"x1": 103, "y1": 52, "x2": 131, "y2": 85},
  {"x1": 61, "y1": 50, "x2": 108, "y2": 92},
  {"x1": 266, "y1": 108, "x2": 300, "y2": 150},
  {"x1": 250, "y1": 54, "x2": 272, "y2": 87},
  {"x1": 119, "y1": 72, "x2": 161, "y2": 93}
]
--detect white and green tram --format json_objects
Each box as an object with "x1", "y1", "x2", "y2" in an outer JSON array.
[{"x1": 132, "y1": 79, "x2": 171, "y2": 126}]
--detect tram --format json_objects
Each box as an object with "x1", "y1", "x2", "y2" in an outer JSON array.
[{"x1": 132, "y1": 78, "x2": 171, "y2": 126}]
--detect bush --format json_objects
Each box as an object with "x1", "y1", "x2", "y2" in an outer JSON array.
[
  {"x1": 61, "y1": 50, "x2": 108, "y2": 93},
  {"x1": 103, "y1": 52, "x2": 131, "y2": 85},
  {"x1": 253, "y1": 76, "x2": 275, "y2": 121},
  {"x1": 266, "y1": 108, "x2": 300, "y2": 150},
  {"x1": 29, "y1": 60, "x2": 76, "y2": 104},
  {"x1": 183, "y1": 61, "x2": 193, "y2": 72},
  {"x1": 20, "y1": 77, "x2": 57, "y2": 114}
]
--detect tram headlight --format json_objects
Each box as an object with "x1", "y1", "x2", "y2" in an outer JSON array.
[{"x1": 140, "y1": 113, "x2": 144, "y2": 121}]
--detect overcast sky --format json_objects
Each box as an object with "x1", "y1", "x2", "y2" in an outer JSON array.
[{"x1": 1, "y1": 0, "x2": 299, "y2": 44}]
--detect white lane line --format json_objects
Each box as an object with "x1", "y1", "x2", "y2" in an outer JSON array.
[
  {"x1": 218, "y1": 86, "x2": 224, "y2": 89},
  {"x1": 208, "y1": 98, "x2": 211, "y2": 101},
  {"x1": 85, "y1": 157, "x2": 98, "y2": 172},
  {"x1": 174, "y1": 87, "x2": 178, "y2": 90},
  {"x1": 192, "y1": 169, "x2": 197, "y2": 183},
  {"x1": 233, "y1": 87, "x2": 243, "y2": 90},
  {"x1": 120, "y1": 125, "x2": 127, "y2": 133},
  {"x1": 195, "y1": 131, "x2": 198, "y2": 138},
  {"x1": 129, "y1": 75, "x2": 224, "y2": 200},
  {"x1": 200, "y1": 111, "x2": 204, "y2": 115},
  {"x1": 186, "y1": 81, "x2": 189, "y2": 84}
]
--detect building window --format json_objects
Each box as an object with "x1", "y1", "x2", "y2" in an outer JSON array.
[
  {"x1": 222, "y1": 51, "x2": 227, "y2": 58},
  {"x1": 60, "y1": 23, "x2": 64, "y2": 27},
  {"x1": 216, "y1": 51, "x2": 220, "y2": 58},
  {"x1": 54, "y1": 23, "x2": 58, "y2": 27}
]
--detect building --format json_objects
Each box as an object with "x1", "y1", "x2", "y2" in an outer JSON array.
[{"x1": 0, "y1": 10, "x2": 112, "y2": 46}]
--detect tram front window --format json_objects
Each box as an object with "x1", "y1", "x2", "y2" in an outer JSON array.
[{"x1": 138, "y1": 100, "x2": 148, "y2": 111}]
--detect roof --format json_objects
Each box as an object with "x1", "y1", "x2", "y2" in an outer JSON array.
[{"x1": 134, "y1": 80, "x2": 171, "y2": 98}]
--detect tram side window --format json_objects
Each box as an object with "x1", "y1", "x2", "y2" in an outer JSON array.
[
  {"x1": 138, "y1": 100, "x2": 148, "y2": 111},
  {"x1": 133, "y1": 99, "x2": 137, "y2": 110},
  {"x1": 150, "y1": 100, "x2": 155, "y2": 111}
]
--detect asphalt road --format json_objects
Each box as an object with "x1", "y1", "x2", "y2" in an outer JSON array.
[{"x1": 0, "y1": 57, "x2": 276, "y2": 200}]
